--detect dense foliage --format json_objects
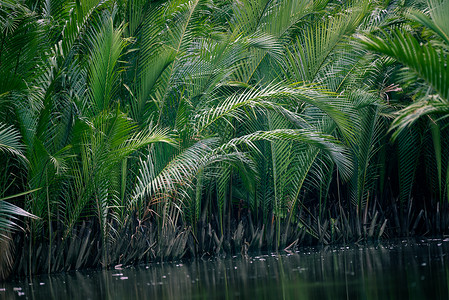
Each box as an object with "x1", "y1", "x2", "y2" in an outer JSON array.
[{"x1": 0, "y1": 0, "x2": 448, "y2": 278}]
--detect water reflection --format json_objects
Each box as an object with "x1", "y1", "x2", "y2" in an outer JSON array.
[{"x1": 1, "y1": 239, "x2": 449, "y2": 299}]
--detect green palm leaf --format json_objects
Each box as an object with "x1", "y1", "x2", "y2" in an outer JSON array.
[
  {"x1": 0, "y1": 190, "x2": 39, "y2": 240},
  {"x1": 359, "y1": 29, "x2": 449, "y2": 100},
  {"x1": 87, "y1": 18, "x2": 126, "y2": 115},
  {"x1": 406, "y1": 0, "x2": 449, "y2": 46},
  {"x1": 222, "y1": 128, "x2": 352, "y2": 178},
  {"x1": 0, "y1": 123, "x2": 25, "y2": 160}
]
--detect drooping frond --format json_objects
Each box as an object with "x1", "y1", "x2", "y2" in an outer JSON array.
[
  {"x1": 0, "y1": 123, "x2": 25, "y2": 160},
  {"x1": 390, "y1": 96, "x2": 449, "y2": 138},
  {"x1": 221, "y1": 128, "x2": 352, "y2": 179},
  {"x1": 132, "y1": 138, "x2": 218, "y2": 203},
  {"x1": 0, "y1": 190, "x2": 39, "y2": 240},
  {"x1": 193, "y1": 82, "x2": 357, "y2": 142},
  {"x1": 359, "y1": 29, "x2": 449, "y2": 100},
  {"x1": 406, "y1": 0, "x2": 449, "y2": 46}
]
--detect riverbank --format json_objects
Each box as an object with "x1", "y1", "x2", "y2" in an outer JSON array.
[
  {"x1": 5, "y1": 197, "x2": 449, "y2": 279},
  {"x1": 3, "y1": 238, "x2": 449, "y2": 299}
]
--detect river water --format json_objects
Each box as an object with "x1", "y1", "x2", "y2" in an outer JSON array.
[{"x1": 1, "y1": 239, "x2": 449, "y2": 299}]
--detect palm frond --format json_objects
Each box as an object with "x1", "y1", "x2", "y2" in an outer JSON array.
[
  {"x1": 0, "y1": 189, "x2": 39, "y2": 240},
  {"x1": 221, "y1": 128, "x2": 352, "y2": 179},
  {"x1": 406, "y1": 0, "x2": 449, "y2": 46},
  {"x1": 396, "y1": 128, "x2": 421, "y2": 204},
  {"x1": 0, "y1": 123, "x2": 25, "y2": 160},
  {"x1": 87, "y1": 18, "x2": 126, "y2": 115},
  {"x1": 359, "y1": 29, "x2": 449, "y2": 100},
  {"x1": 59, "y1": 0, "x2": 109, "y2": 58},
  {"x1": 289, "y1": 7, "x2": 368, "y2": 83},
  {"x1": 390, "y1": 96, "x2": 449, "y2": 138},
  {"x1": 231, "y1": 0, "x2": 323, "y2": 83},
  {"x1": 193, "y1": 82, "x2": 357, "y2": 142},
  {"x1": 133, "y1": 138, "x2": 220, "y2": 204}
]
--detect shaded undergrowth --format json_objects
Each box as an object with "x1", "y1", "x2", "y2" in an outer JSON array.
[{"x1": 7, "y1": 196, "x2": 449, "y2": 278}]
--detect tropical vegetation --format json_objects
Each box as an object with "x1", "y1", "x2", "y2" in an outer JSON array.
[{"x1": 0, "y1": 0, "x2": 448, "y2": 278}]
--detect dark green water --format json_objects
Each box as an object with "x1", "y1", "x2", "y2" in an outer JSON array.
[{"x1": 2, "y1": 239, "x2": 449, "y2": 299}]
